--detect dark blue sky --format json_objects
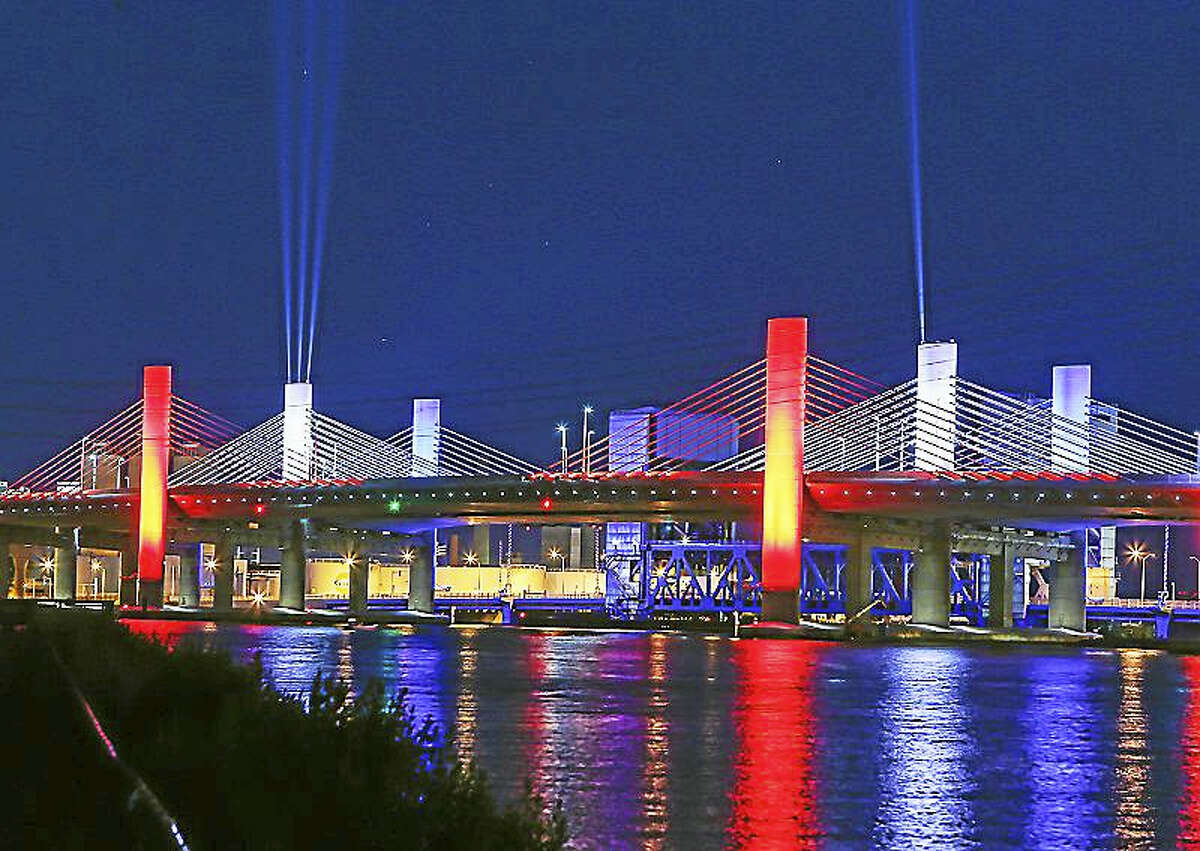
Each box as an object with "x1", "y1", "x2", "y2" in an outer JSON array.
[{"x1": 1, "y1": 1, "x2": 1197, "y2": 475}]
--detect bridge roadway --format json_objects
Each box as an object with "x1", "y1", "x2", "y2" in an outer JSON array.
[
  {"x1": 5, "y1": 470, "x2": 1200, "y2": 632},
  {"x1": 3, "y1": 471, "x2": 1199, "y2": 534}
]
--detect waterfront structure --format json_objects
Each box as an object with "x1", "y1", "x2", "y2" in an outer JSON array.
[{"x1": 2, "y1": 317, "x2": 1200, "y2": 635}]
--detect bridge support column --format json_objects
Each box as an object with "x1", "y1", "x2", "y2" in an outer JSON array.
[
  {"x1": 472, "y1": 525, "x2": 491, "y2": 565},
  {"x1": 912, "y1": 522, "x2": 951, "y2": 627},
  {"x1": 1049, "y1": 530, "x2": 1086, "y2": 631},
  {"x1": 212, "y1": 535, "x2": 234, "y2": 611},
  {"x1": 843, "y1": 525, "x2": 873, "y2": 636},
  {"x1": 119, "y1": 541, "x2": 138, "y2": 606},
  {"x1": 760, "y1": 316, "x2": 807, "y2": 624},
  {"x1": 988, "y1": 543, "x2": 1015, "y2": 629},
  {"x1": 0, "y1": 535, "x2": 13, "y2": 599},
  {"x1": 279, "y1": 520, "x2": 306, "y2": 610},
  {"x1": 408, "y1": 533, "x2": 434, "y2": 614},
  {"x1": 136, "y1": 365, "x2": 172, "y2": 609},
  {"x1": 52, "y1": 530, "x2": 79, "y2": 602},
  {"x1": 178, "y1": 543, "x2": 201, "y2": 607},
  {"x1": 348, "y1": 539, "x2": 367, "y2": 616}
]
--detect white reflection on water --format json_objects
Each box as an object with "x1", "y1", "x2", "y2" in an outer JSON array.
[
  {"x1": 1114, "y1": 650, "x2": 1155, "y2": 848},
  {"x1": 874, "y1": 647, "x2": 975, "y2": 848}
]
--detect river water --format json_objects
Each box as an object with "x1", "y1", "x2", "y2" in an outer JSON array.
[{"x1": 126, "y1": 621, "x2": 1200, "y2": 850}]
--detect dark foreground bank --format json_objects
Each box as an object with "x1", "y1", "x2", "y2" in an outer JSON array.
[{"x1": 0, "y1": 611, "x2": 566, "y2": 850}]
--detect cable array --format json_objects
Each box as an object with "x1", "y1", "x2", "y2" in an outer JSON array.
[
  {"x1": 707, "y1": 376, "x2": 1200, "y2": 476},
  {"x1": 546, "y1": 356, "x2": 884, "y2": 476},
  {"x1": 4, "y1": 396, "x2": 244, "y2": 496},
  {"x1": 386, "y1": 426, "x2": 539, "y2": 477}
]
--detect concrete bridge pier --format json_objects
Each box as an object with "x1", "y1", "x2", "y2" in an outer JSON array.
[
  {"x1": 842, "y1": 525, "x2": 874, "y2": 635},
  {"x1": 119, "y1": 541, "x2": 139, "y2": 606},
  {"x1": 279, "y1": 520, "x2": 307, "y2": 610},
  {"x1": 472, "y1": 525, "x2": 491, "y2": 564},
  {"x1": 1048, "y1": 530, "x2": 1087, "y2": 630},
  {"x1": 408, "y1": 531, "x2": 435, "y2": 614},
  {"x1": 987, "y1": 542, "x2": 1015, "y2": 628},
  {"x1": 912, "y1": 522, "x2": 951, "y2": 627},
  {"x1": 348, "y1": 539, "x2": 367, "y2": 617},
  {"x1": 212, "y1": 535, "x2": 234, "y2": 611},
  {"x1": 0, "y1": 535, "x2": 13, "y2": 599},
  {"x1": 52, "y1": 530, "x2": 79, "y2": 602},
  {"x1": 178, "y1": 543, "x2": 201, "y2": 607}
]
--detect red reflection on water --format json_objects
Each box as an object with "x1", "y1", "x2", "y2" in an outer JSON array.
[
  {"x1": 521, "y1": 631, "x2": 549, "y2": 795},
  {"x1": 727, "y1": 639, "x2": 822, "y2": 849},
  {"x1": 122, "y1": 618, "x2": 211, "y2": 650},
  {"x1": 1179, "y1": 656, "x2": 1200, "y2": 845}
]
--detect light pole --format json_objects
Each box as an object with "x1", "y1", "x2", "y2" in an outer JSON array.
[
  {"x1": 1189, "y1": 555, "x2": 1200, "y2": 604},
  {"x1": 556, "y1": 423, "x2": 568, "y2": 472},
  {"x1": 1140, "y1": 553, "x2": 1157, "y2": 603},
  {"x1": 547, "y1": 547, "x2": 565, "y2": 570},
  {"x1": 582, "y1": 405, "x2": 593, "y2": 477},
  {"x1": 1125, "y1": 541, "x2": 1155, "y2": 603}
]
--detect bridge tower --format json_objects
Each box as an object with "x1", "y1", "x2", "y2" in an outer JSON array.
[
  {"x1": 1050, "y1": 364, "x2": 1092, "y2": 631},
  {"x1": 409, "y1": 398, "x2": 440, "y2": 614},
  {"x1": 282, "y1": 382, "x2": 314, "y2": 481},
  {"x1": 911, "y1": 342, "x2": 957, "y2": 626},
  {"x1": 760, "y1": 317, "x2": 807, "y2": 623},
  {"x1": 136, "y1": 365, "x2": 172, "y2": 607}
]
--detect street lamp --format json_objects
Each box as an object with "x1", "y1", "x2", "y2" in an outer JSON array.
[
  {"x1": 1125, "y1": 541, "x2": 1156, "y2": 602},
  {"x1": 556, "y1": 423, "x2": 568, "y2": 472},
  {"x1": 464, "y1": 551, "x2": 479, "y2": 566},
  {"x1": 582, "y1": 406, "x2": 593, "y2": 477},
  {"x1": 1189, "y1": 555, "x2": 1200, "y2": 604},
  {"x1": 547, "y1": 547, "x2": 565, "y2": 569}
]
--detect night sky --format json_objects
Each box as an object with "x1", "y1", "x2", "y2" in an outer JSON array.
[{"x1": 2, "y1": 2, "x2": 1198, "y2": 480}]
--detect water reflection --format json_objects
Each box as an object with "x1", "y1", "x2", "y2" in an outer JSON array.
[
  {"x1": 1115, "y1": 650, "x2": 1155, "y2": 847},
  {"x1": 1180, "y1": 656, "x2": 1200, "y2": 845},
  {"x1": 726, "y1": 639, "x2": 821, "y2": 849},
  {"x1": 121, "y1": 622, "x2": 1200, "y2": 849},
  {"x1": 642, "y1": 633, "x2": 669, "y2": 849},
  {"x1": 1024, "y1": 651, "x2": 1114, "y2": 847},
  {"x1": 874, "y1": 647, "x2": 975, "y2": 848}
]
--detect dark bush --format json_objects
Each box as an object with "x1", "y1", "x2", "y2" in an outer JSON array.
[{"x1": 34, "y1": 612, "x2": 566, "y2": 850}]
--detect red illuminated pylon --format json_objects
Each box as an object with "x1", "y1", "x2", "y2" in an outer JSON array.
[
  {"x1": 760, "y1": 318, "x2": 807, "y2": 623},
  {"x1": 137, "y1": 365, "x2": 172, "y2": 608}
]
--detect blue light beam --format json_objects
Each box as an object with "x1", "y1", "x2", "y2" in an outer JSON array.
[{"x1": 903, "y1": 0, "x2": 927, "y2": 344}]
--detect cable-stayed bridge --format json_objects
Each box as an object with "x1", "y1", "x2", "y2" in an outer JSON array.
[{"x1": 2, "y1": 318, "x2": 1199, "y2": 635}]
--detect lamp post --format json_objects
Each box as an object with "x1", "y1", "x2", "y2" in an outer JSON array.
[
  {"x1": 1125, "y1": 541, "x2": 1155, "y2": 603},
  {"x1": 1189, "y1": 555, "x2": 1200, "y2": 604},
  {"x1": 556, "y1": 423, "x2": 568, "y2": 473},
  {"x1": 547, "y1": 547, "x2": 565, "y2": 570},
  {"x1": 581, "y1": 406, "x2": 593, "y2": 477}
]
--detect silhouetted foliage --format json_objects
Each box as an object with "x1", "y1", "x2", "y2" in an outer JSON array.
[{"x1": 30, "y1": 613, "x2": 566, "y2": 850}]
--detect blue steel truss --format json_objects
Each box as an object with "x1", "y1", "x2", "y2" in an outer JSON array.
[
  {"x1": 639, "y1": 541, "x2": 761, "y2": 613},
  {"x1": 625, "y1": 539, "x2": 992, "y2": 622}
]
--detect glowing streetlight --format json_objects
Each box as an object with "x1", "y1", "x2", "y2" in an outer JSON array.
[
  {"x1": 556, "y1": 423, "x2": 568, "y2": 472},
  {"x1": 1190, "y1": 555, "x2": 1200, "y2": 604},
  {"x1": 400, "y1": 548, "x2": 415, "y2": 565},
  {"x1": 1125, "y1": 541, "x2": 1156, "y2": 602},
  {"x1": 464, "y1": 551, "x2": 479, "y2": 566},
  {"x1": 547, "y1": 547, "x2": 565, "y2": 569},
  {"x1": 582, "y1": 405, "x2": 593, "y2": 477}
]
